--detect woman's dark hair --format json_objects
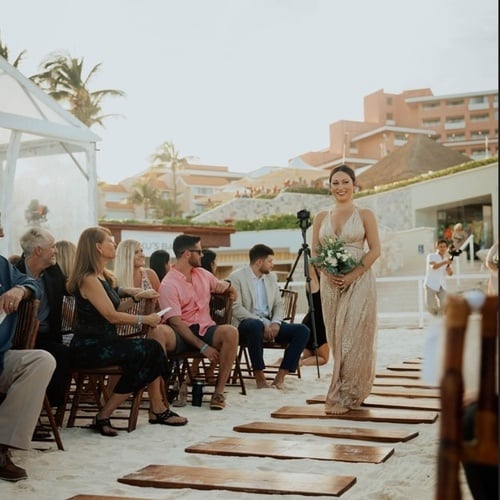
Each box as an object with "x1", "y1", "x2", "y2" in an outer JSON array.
[
  {"x1": 149, "y1": 249, "x2": 170, "y2": 281},
  {"x1": 329, "y1": 164, "x2": 356, "y2": 184},
  {"x1": 201, "y1": 249, "x2": 217, "y2": 273}
]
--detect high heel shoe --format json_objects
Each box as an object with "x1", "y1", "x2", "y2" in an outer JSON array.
[{"x1": 92, "y1": 416, "x2": 119, "y2": 437}]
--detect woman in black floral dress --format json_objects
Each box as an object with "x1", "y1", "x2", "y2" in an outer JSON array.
[{"x1": 68, "y1": 227, "x2": 187, "y2": 436}]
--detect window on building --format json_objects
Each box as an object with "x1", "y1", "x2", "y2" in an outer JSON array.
[
  {"x1": 446, "y1": 99, "x2": 464, "y2": 107},
  {"x1": 386, "y1": 112, "x2": 393, "y2": 121},
  {"x1": 386, "y1": 97, "x2": 392, "y2": 105},
  {"x1": 470, "y1": 113, "x2": 489, "y2": 122},
  {"x1": 447, "y1": 133, "x2": 465, "y2": 141},
  {"x1": 469, "y1": 96, "x2": 487, "y2": 105},
  {"x1": 422, "y1": 102, "x2": 440, "y2": 110},
  {"x1": 470, "y1": 130, "x2": 490, "y2": 140},
  {"x1": 446, "y1": 116, "x2": 465, "y2": 124},
  {"x1": 422, "y1": 118, "x2": 440, "y2": 126}
]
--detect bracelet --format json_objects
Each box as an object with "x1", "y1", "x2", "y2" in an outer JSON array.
[
  {"x1": 137, "y1": 315, "x2": 142, "y2": 326},
  {"x1": 200, "y1": 343, "x2": 209, "y2": 354}
]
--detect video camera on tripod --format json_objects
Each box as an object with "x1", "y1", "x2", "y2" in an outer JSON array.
[{"x1": 296, "y1": 209, "x2": 311, "y2": 231}]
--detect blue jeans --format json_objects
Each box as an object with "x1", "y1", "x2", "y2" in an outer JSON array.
[{"x1": 238, "y1": 318, "x2": 310, "y2": 372}]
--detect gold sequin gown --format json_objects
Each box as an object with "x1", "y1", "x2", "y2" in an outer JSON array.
[{"x1": 319, "y1": 207, "x2": 377, "y2": 412}]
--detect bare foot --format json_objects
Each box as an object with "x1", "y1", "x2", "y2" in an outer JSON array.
[
  {"x1": 256, "y1": 380, "x2": 271, "y2": 389},
  {"x1": 271, "y1": 381, "x2": 285, "y2": 390},
  {"x1": 325, "y1": 405, "x2": 350, "y2": 415}
]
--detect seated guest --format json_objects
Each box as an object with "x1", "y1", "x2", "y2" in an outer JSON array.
[
  {"x1": 115, "y1": 239, "x2": 161, "y2": 292},
  {"x1": 149, "y1": 249, "x2": 171, "y2": 282},
  {"x1": 300, "y1": 264, "x2": 329, "y2": 366},
  {"x1": 229, "y1": 244, "x2": 310, "y2": 389},
  {"x1": 113, "y1": 239, "x2": 180, "y2": 393},
  {"x1": 16, "y1": 228, "x2": 71, "y2": 409},
  {"x1": 55, "y1": 240, "x2": 76, "y2": 280},
  {"x1": 0, "y1": 218, "x2": 56, "y2": 482},
  {"x1": 67, "y1": 226, "x2": 187, "y2": 436},
  {"x1": 158, "y1": 234, "x2": 238, "y2": 410},
  {"x1": 201, "y1": 249, "x2": 217, "y2": 275}
]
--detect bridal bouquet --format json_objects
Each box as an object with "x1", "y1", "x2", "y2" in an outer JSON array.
[{"x1": 311, "y1": 238, "x2": 359, "y2": 275}]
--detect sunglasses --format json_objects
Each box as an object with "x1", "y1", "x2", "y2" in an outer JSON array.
[{"x1": 188, "y1": 249, "x2": 204, "y2": 255}]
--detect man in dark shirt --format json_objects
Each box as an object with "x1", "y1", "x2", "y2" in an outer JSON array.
[{"x1": 16, "y1": 227, "x2": 70, "y2": 408}]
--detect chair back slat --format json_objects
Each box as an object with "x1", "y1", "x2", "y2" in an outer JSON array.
[
  {"x1": 116, "y1": 297, "x2": 156, "y2": 338},
  {"x1": 210, "y1": 292, "x2": 233, "y2": 325},
  {"x1": 280, "y1": 289, "x2": 298, "y2": 323},
  {"x1": 61, "y1": 295, "x2": 77, "y2": 333},
  {"x1": 437, "y1": 293, "x2": 498, "y2": 499},
  {"x1": 12, "y1": 299, "x2": 40, "y2": 350}
]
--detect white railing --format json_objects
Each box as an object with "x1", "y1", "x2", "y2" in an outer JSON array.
[{"x1": 281, "y1": 270, "x2": 489, "y2": 329}]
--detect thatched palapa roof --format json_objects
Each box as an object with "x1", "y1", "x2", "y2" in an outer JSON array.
[{"x1": 356, "y1": 135, "x2": 470, "y2": 190}]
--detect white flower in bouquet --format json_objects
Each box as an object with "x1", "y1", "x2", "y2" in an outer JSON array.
[{"x1": 311, "y1": 238, "x2": 359, "y2": 275}]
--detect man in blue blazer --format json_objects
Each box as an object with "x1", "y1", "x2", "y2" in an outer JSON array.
[{"x1": 229, "y1": 244, "x2": 309, "y2": 389}]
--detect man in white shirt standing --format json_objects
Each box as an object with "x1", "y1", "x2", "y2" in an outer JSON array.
[{"x1": 424, "y1": 239, "x2": 454, "y2": 315}]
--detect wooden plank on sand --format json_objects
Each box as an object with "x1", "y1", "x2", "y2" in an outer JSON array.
[
  {"x1": 185, "y1": 436, "x2": 394, "y2": 464},
  {"x1": 387, "y1": 363, "x2": 422, "y2": 371},
  {"x1": 271, "y1": 406, "x2": 438, "y2": 423},
  {"x1": 233, "y1": 421, "x2": 418, "y2": 442},
  {"x1": 306, "y1": 395, "x2": 441, "y2": 411},
  {"x1": 66, "y1": 496, "x2": 152, "y2": 500},
  {"x1": 373, "y1": 377, "x2": 438, "y2": 389},
  {"x1": 376, "y1": 370, "x2": 420, "y2": 378},
  {"x1": 370, "y1": 386, "x2": 440, "y2": 398},
  {"x1": 118, "y1": 464, "x2": 356, "y2": 497}
]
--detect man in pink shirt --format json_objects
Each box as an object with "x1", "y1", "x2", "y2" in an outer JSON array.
[{"x1": 159, "y1": 234, "x2": 238, "y2": 410}]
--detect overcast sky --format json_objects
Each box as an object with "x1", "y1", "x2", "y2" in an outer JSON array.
[{"x1": 2, "y1": 0, "x2": 498, "y2": 183}]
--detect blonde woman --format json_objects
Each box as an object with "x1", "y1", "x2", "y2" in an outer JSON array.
[
  {"x1": 67, "y1": 227, "x2": 187, "y2": 436},
  {"x1": 55, "y1": 240, "x2": 76, "y2": 279},
  {"x1": 114, "y1": 239, "x2": 160, "y2": 291}
]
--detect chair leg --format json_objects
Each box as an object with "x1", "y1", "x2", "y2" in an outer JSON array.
[
  {"x1": 43, "y1": 395, "x2": 64, "y2": 451},
  {"x1": 128, "y1": 388, "x2": 145, "y2": 432}
]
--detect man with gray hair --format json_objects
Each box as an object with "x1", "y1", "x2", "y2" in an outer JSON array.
[{"x1": 16, "y1": 227, "x2": 70, "y2": 409}]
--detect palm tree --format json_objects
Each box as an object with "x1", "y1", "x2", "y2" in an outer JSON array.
[
  {"x1": 150, "y1": 141, "x2": 189, "y2": 217},
  {"x1": 31, "y1": 51, "x2": 124, "y2": 127},
  {"x1": 127, "y1": 179, "x2": 160, "y2": 220},
  {"x1": 0, "y1": 35, "x2": 26, "y2": 67}
]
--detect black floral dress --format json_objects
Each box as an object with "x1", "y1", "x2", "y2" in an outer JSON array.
[{"x1": 69, "y1": 278, "x2": 167, "y2": 394}]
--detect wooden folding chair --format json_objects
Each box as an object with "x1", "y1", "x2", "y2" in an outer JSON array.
[
  {"x1": 166, "y1": 292, "x2": 246, "y2": 399},
  {"x1": 437, "y1": 293, "x2": 498, "y2": 499},
  {"x1": 9, "y1": 298, "x2": 65, "y2": 451},
  {"x1": 66, "y1": 297, "x2": 156, "y2": 432},
  {"x1": 237, "y1": 288, "x2": 302, "y2": 381}
]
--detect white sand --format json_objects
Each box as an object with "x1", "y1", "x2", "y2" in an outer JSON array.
[{"x1": 4, "y1": 327, "x2": 474, "y2": 500}]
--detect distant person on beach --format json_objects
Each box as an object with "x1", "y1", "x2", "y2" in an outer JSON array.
[{"x1": 423, "y1": 239, "x2": 453, "y2": 316}]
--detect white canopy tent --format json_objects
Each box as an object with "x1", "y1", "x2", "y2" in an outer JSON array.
[{"x1": 0, "y1": 56, "x2": 100, "y2": 255}]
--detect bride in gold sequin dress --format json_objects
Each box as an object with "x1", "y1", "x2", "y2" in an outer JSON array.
[{"x1": 311, "y1": 165, "x2": 381, "y2": 414}]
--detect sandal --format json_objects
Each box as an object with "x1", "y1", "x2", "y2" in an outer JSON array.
[
  {"x1": 149, "y1": 409, "x2": 188, "y2": 426},
  {"x1": 92, "y1": 416, "x2": 119, "y2": 437}
]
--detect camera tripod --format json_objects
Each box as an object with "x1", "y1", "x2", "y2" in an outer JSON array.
[{"x1": 283, "y1": 216, "x2": 321, "y2": 378}]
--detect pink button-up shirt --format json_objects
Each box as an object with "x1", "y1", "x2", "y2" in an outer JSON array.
[{"x1": 159, "y1": 265, "x2": 219, "y2": 336}]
